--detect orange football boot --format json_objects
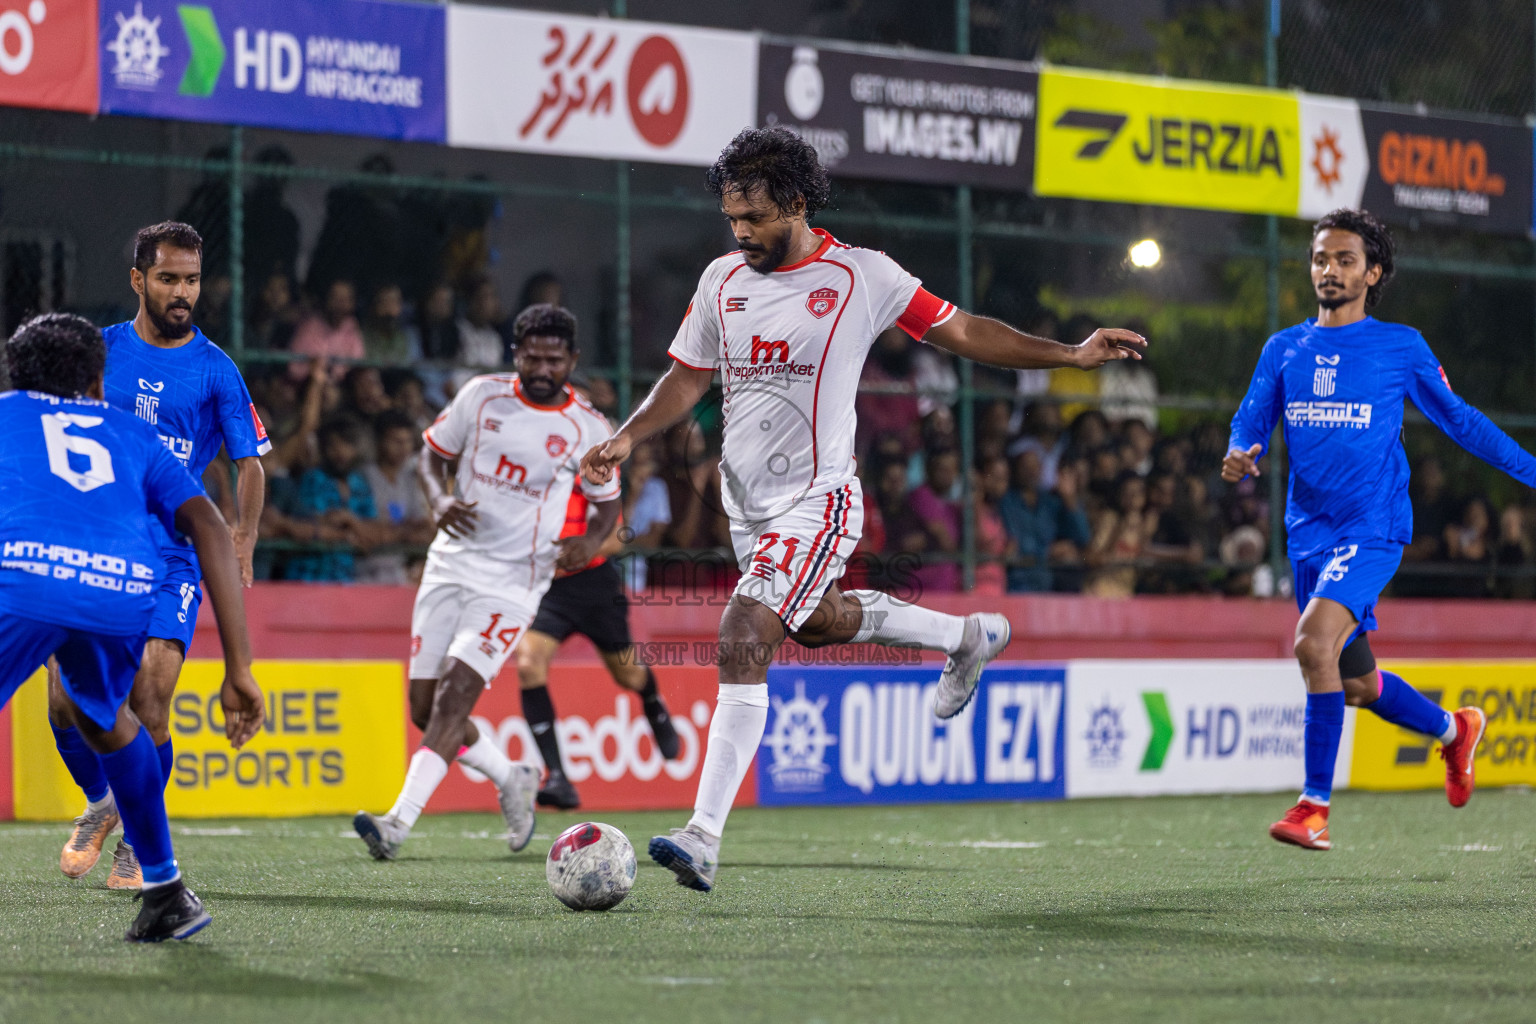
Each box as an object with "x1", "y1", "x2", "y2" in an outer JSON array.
[
  {"x1": 105, "y1": 840, "x2": 142, "y2": 890},
  {"x1": 60, "y1": 806, "x2": 119, "y2": 878},
  {"x1": 1269, "y1": 799, "x2": 1330, "y2": 851},
  {"x1": 1440, "y1": 706, "x2": 1487, "y2": 808}
]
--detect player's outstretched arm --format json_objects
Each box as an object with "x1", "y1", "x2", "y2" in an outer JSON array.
[
  {"x1": 174, "y1": 495, "x2": 264, "y2": 748},
  {"x1": 1408, "y1": 343, "x2": 1536, "y2": 489},
  {"x1": 582, "y1": 362, "x2": 714, "y2": 485},
  {"x1": 923, "y1": 310, "x2": 1146, "y2": 370}
]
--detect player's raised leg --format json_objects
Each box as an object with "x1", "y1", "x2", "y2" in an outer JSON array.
[{"x1": 1339, "y1": 635, "x2": 1485, "y2": 806}]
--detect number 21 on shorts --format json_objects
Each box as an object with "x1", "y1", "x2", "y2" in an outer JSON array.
[{"x1": 751, "y1": 532, "x2": 801, "y2": 579}]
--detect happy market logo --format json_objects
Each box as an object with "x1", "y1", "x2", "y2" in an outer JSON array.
[
  {"x1": 762, "y1": 681, "x2": 835, "y2": 792},
  {"x1": 108, "y1": 2, "x2": 225, "y2": 96}
]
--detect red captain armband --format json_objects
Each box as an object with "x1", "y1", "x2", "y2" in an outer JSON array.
[{"x1": 895, "y1": 288, "x2": 957, "y2": 341}]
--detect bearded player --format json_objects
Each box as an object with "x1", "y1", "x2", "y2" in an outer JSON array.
[
  {"x1": 354, "y1": 304, "x2": 621, "y2": 860},
  {"x1": 1225, "y1": 208, "x2": 1532, "y2": 851},
  {"x1": 51, "y1": 222, "x2": 268, "y2": 889},
  {"x1": 581, "y1": 126, "x2": 1146, "y2": 892}
]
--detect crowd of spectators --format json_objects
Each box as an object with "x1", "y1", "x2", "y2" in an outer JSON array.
[{"x1": 178, "y1": 154, "x2": 1534, "y2": 597}]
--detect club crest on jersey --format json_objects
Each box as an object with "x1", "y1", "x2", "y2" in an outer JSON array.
[
  {"x1": 806, "y1": 287, "x2": 839, "y2": 319},
  {"x1": 546, "y1": 434, "x2": 569, "y2": 457}
]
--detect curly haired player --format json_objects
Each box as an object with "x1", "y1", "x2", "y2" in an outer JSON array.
[{"x1": 582, "y1": 126, "x2": 1146, "y2": 892}]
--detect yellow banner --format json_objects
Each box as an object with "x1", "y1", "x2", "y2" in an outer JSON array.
[
  {"x1": 1350, "y1": 662, "x2": 1536, "y2": 791},
  {"x1": 1035, "y1": 67, "x2": 1300, "y2": 216},
  {"x1": 12, "y1": 660, "x2": 406, "y2": 820}
]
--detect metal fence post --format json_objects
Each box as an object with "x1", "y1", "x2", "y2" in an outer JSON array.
[
  {"x1": 228, "y1": 124, "x2": 244, "y2": 356},
  {"x1": 956, "y1": 0, "x2": 977, "y2": 590}
]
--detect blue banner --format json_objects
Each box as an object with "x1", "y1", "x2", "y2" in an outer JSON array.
[
  {"x1": 99, "y1": 0, "x2": 445, "y2": 142},
  {"x1": 757, "y1": 663, "x2": 1066, "y2": 806}
]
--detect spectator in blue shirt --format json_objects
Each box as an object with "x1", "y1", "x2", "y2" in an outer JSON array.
[
  {"x1": 289, "y1": 417, "x2": 377, "y2": 581},
  {"x1": 999, "y1": 448, "x2": 1090, "y2": 592}
]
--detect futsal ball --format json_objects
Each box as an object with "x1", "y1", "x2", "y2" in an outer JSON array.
[{"x1": 545, "y1": 821, "x2": 636, "y2": 911}]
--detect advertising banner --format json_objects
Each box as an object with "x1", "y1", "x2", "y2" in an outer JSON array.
[
  {"x1": 447, "y1": 6, "x2": 756, "y2": 167},
  {"x1": 756, "y1": 663, "x2": 1066, "y2": 806},
  {"x1": 757, "y1": 41, "x2": 1036, "y2": 190},
  {"x1": 1035, "y1": 67, "x2": 1299, "y2": 216},
  {"x1": 1358, "y1": 106, "x2": 1532, "y2": 235},
  {"x1": 423, "y1": 663, "x2": 742, "y2": 814},
  {"x1": 1065, "y1": 660, "x2": 1355, "y2": 798},
  {"x1": 0, "y1": 0, "x2": 97, "y2": 114},
  {"x1": 1298, "y1": 94, "x2": 1369, "y2": 219},
  {"x1": 1351, "y1": 662, "x2": 1536, "y2": 790},
  {"x1": 11, "y1": 661, "x2": 406, "y2": 820},
  {"x1": 97, "y1": 0, "x2": 445, "y2": 141}
]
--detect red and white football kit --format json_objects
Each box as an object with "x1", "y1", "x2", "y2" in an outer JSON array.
[
  {"x1": 667, "y1": 228, "x2": 956, "y2": 629},
  {"x1": 411, "y1": 375, "x2": 619, "y2": 683}
]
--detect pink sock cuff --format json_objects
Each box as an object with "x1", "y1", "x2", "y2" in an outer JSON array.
[{"x1": 457, "y1": 745, "x2": 470, "y2": 757}]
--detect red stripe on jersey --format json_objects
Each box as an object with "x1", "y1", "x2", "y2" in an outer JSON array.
[
  {"x1": 807, "y1": 257, "x2": 857, "y2": 485},
  {"x1": 422, "y1": 429, "x2": 456, "y2": 458},
  {"x1": 896, "y1": 287, "x2": 956, "y2": 341},
  {"x1": 774, "y1": 229, "x2": 835, "y2": 273},
  {"x1": 669, "y1": 352, "x2": 713, "y2": 372}
]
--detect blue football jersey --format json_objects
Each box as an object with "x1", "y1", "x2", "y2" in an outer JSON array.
[
  {"x1": 102, "y1": 322, "x2": 271, "y2": 559},
  {"x1": 1230, "y1": 316, "x2": 1536, "y2": 559},
  {"x1": 0, "y1": 391, "x2": 205, "y2": 635}
]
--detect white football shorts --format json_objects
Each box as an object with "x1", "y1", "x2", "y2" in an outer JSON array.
[
  {"x1": 728, "y1": 480, "x2": 863, "y2": 632},
  {"x1": 409, "y1": 577, "x2": 547, "y2": 684}
]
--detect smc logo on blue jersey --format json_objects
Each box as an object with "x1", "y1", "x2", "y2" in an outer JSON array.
[{"x1": 101, "y1": 322, "x2": 270, "y2": 554}]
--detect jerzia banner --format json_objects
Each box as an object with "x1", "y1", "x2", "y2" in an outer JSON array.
[{"x1": 758, "y1": 41, "x2": 1036, "y2": 190}]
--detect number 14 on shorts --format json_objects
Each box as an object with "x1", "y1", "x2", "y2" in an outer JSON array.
[{"x1": 478, "y1": 613, "x2": 521, "y2": 659}]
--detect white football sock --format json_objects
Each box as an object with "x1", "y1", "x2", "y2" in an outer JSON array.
[
  {"x1": 87, "y1": 791, "x2": 116, "y2": 816},
  {"x1": 387, "y1": 748, "x2": 449, "y2": 829},
  {"x1": 1439, "y1": 714, "x2": 1459, "y2": 745},
  {"x1": 457, "y1": 731, "x2": 513, "y2": 789},
  {"x1": 687, "y1": 684, "x2": 769, "y2": 838},
  {"x1": 844, "y1": 590, "x2": 966, "y2": 654}
]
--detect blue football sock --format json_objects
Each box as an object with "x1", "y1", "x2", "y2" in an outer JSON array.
[
  {"x1": 97, "y1": 728, "x2": 179, "y2": 886},
  {"x1": 1366, "y1": 670, "x2": 1453, "y2": 740},
  {"x1": 157, "y1": 738, "x2": 174, "y2": 791},
  {"x1": 51, "y1": 724, "x2": 110, "y2": 805},
  {"x1": 1302, "y1": 691, "x2": 1346, "y2": 805}
]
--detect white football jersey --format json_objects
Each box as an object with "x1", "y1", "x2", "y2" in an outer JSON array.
[
  {"x1": 668, "y1": 229, "x2": 955, "y2": 523},
  {"x1": 421, "y1": 374, "x2": 620, "y2": 590}
]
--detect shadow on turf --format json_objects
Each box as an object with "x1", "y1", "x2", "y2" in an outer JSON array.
[
  {"x1": 720, "y1": 861, "x2": 962, "y2": 873},
  {"x1": 198, "y1": 890, "x2": 538, "y2": 917},
  {"x1": 0, "y1": 948, "x2": 407, "y2": 998}
]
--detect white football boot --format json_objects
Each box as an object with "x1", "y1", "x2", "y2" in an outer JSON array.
[
  {"x1": 648, "y1": 824, "x2": 719, "y2": 892},
  {"x1": 353, "y1": 811, "x2": 409, "y2": 861},
  {"x1": 933, "y1": 613, "x2": 1011, "y2": 719},
  {"x1": 497, "y1": 764, "x2": 539, "y2": 853}
]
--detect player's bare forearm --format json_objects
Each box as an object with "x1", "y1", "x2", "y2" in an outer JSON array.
[
  {"x1": 232, "y1": 456, "x2": 264, "y2": 586},
  {"x1": 418, "y1": 445, "x2": 454, "y2": 507},
  {"x1": 419, "y1": 446, "x2": 478, "y2": 537},
  {"x1": 558, "y1": 497, "x2": 622, "y2": 572},
  {"x1": 176, "y1": 496, "x2": 253, "y2": 672},
  {"x1": 923, "y1": 310, "x2": 1147, "y2": 369},
  {"x1": 616, "y1": 362, "x2": 713, "y2": 447}
]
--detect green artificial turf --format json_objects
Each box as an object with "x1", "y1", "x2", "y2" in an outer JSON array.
[{"x1": 1, "y1": 791, "x2": 1533, "y2": 1023}]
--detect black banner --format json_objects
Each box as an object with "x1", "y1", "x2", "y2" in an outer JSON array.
[
  {"x1": 1359, "y1": 106, "x2": 1532, "y2": 235},
  {"x1": 758, "y1": 42, "x2": 1037, "y2": 190}
]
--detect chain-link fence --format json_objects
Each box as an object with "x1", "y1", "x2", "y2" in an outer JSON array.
[{"x1": 3, "y1": 0, "x2": 1535, "y2": 599}]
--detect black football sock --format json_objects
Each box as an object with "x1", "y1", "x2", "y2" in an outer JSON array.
[
  {"x1": 520, "y1": 685, "x2": 566, "y2": 775},
  {"x1": 639, "y1": 668, "x2": 661, "y2": 704}
]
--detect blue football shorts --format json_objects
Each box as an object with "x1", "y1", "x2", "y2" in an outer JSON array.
[
  {"x1": 1291, "y1": 540, "x2": 1403, "y2": 647},
  {"x1": 0, "y1": 615, "x2": 144, "y2": 731}
]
